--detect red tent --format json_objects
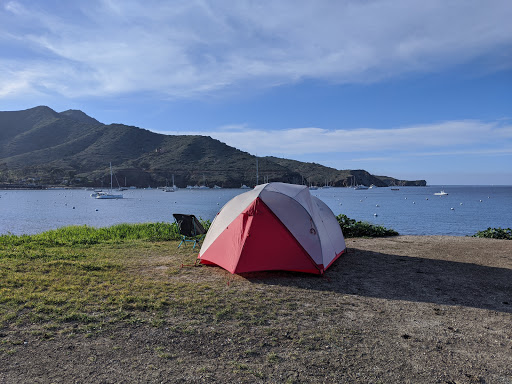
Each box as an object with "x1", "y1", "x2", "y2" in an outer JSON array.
[{"x1": 199, "y1": 183, "x2": 346, "y2": 274}]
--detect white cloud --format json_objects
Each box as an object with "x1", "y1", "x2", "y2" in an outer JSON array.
[
  {"x1": 1, "y1": 0, "x2": 512, "y2": 99},
  {"x1": 352, "y1": 148, "x2": 512, "y2": 163},
  {"x1": 217, "y1": 123, "x2": 249, "y2": 131},
  {"x1": 193, "y1": 120, "x2": 512, "y2": 157}
]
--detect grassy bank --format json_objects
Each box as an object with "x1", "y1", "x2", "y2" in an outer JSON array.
[
  {"x1": 0, "y1": 222, "x2": 182, "y2": 246},
  {"x1": 0, "y1": 217, "x2": 395, "y2": 336}
]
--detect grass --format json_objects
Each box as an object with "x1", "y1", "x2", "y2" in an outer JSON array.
[
  {"x1": 0, "y1": 215, "x2": 395, "y2": 336},
  {"x1": 0, "y1": 220, "x2": 212, "y2": 247},
  {"x1": 0, "y1": 216, "x2": 384, "y2": 337},
  {"x1": 0, "y1": 223, "x2": 274, "y2": 337},
  {"x1": 2, "y1": 225, "x2": 510, "y2": 383},
  {"x1": 0, "y1": 222, "x2": 181, "y2": 247}
]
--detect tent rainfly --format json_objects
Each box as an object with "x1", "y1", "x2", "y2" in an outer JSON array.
[{"x1": 198, "y1": 182, "x2": 346, "y2": 274}]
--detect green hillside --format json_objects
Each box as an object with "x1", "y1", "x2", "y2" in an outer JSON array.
[{"x1": 0, "y1": 106, "x2": 426, "y2": 188}]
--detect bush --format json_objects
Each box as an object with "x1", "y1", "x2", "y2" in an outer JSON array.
[
  {"x1": 199, "y1": 218, "x2": 211, "y2": 232},
  {"x1": 336, "y1": 214, "x2": 398, "y2": 238},
  {"x1": 472, "y1": 227, "x2": 512, "y2": 240}
]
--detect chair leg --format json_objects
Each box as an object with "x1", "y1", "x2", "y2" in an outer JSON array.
[{"x1": 178, "y1": 235, "x2": 203, "y2": 249}]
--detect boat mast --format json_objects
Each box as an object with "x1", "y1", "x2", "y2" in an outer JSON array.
[{"x1": 256, "y1": 157, "x2": 259, "y2": 185}]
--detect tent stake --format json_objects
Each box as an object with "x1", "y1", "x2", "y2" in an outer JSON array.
[{"x1": 180, "y1": 259, "x2": 201, "y2": 268}]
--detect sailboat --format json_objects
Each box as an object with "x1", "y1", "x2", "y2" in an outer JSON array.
[
  {"x1": 96, "y1": 163, "x2": 123, "y2": 199},
  {"x1": 163, "y1": 177, "x2": 175, "y2": 192},
  {"x1": 117, "y1": 176, "x2": 128, "y2": 191}
]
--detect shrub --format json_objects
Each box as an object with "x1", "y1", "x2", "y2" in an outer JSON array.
[
  {"x1": 472, "y1": 227, "x2": 512, "y2": 240},
  {"x1": 199, "y1": 218, "x2": 211, "y2": 232},
  {"x1": 336, "y1": 214, "x2": 398, "y2": 238}
]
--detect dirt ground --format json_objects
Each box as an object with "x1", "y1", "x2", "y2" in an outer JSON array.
[{"x1": 1, "y1": 236, "x2": 511, "y2": 383}]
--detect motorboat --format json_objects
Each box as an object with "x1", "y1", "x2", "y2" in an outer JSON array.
[
  {"x1": 434, "y1": 190, "x2": 449, "y2": 196},
  {"x1": 354, "y1": 185, "x2": 369, "y2": 190}
]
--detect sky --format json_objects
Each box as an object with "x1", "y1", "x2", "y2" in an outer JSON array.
[{"x1": 1, "y1": 0, "x2": 511, "y2": 185}]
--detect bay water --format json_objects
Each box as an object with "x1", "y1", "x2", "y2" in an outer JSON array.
[{"x1": 0, "y1": 185, "x2": 510, "y2": 236}]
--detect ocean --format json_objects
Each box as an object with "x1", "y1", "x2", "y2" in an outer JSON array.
[{"x1": 0, "y1": 185, "x2": 510, "y2": 236}]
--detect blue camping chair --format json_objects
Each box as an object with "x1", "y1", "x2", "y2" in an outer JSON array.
[{"x1": 173, "y1": 214, "x2": 207, "y2": 249}]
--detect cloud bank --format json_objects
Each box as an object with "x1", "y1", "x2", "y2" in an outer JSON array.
[
  {"x1": 195, "y1": 119, "x2": 512, "y2": 158},
  {"x1": 1, "y1": 0, "x2": 512, "y2": 99}
]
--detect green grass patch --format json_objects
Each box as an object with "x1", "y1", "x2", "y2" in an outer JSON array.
[
  {"x1": 0, "y1": 222, "x2": 183, "y2": 247},
  {"x1": 0, "y1": 224, "x2": 279, "y2": 337}
]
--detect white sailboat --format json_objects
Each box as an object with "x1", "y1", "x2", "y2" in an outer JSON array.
[
  {"x1": 163, "y1": 176, "x2": 175, "y2": 192},
  {"x1": 96, "y1": 163, "x2": 123, "y2": 199}
]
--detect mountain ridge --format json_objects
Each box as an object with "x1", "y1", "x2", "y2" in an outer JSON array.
[{"x1": 0, "y1": 106, "x2": 427, "y2": 188}]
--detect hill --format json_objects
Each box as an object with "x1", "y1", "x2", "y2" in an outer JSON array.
[
  {"x1": 0, "y1": 106, "x2": 426, "y2": 188},
  {"x1": 266, "y1": 157, "x2": 425, "y2": 187}
]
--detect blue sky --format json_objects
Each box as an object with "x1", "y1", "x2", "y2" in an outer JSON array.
[{"x1": 1, "y1": 0, "x2": 511, "y2": 185}]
